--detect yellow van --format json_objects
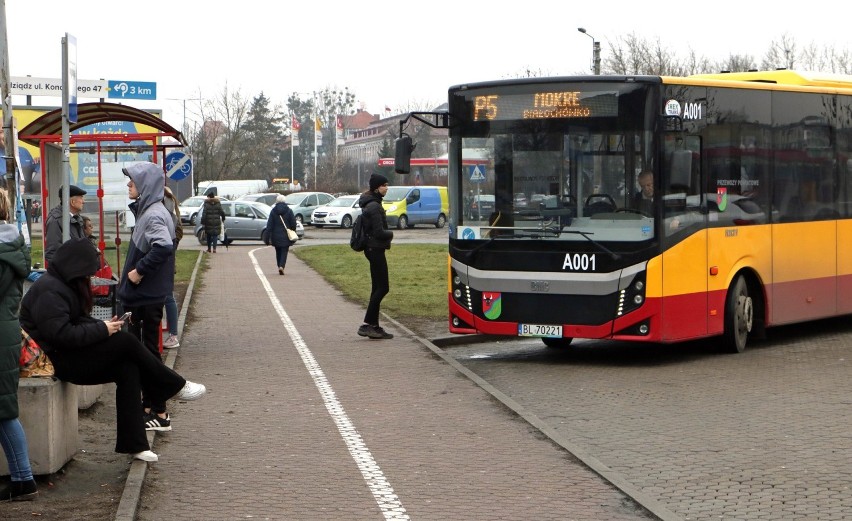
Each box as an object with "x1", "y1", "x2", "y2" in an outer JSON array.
[{"x1": 382, "y1": 186, "x2": 448, "y2": 229}]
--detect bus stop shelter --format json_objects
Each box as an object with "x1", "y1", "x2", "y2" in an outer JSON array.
[{"x1": 18, "y1": 102, "x2": 187, "y2": 265}]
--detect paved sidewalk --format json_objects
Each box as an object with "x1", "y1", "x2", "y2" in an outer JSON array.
[{"x1": 126, "y1": 246, "x2": 651, "y2": 521}]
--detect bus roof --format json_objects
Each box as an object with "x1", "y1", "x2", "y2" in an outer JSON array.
[{"x1": 682, "y1": 70, "x2": 852, "y2": 90}]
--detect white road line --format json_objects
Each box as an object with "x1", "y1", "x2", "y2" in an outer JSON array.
[{"x1": 249, "y1": 249, "x2": 410, "y2": 520}]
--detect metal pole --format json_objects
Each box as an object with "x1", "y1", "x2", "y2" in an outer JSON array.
[
  {"x1": 61, "y1": 35, "x2": 71, "y2": 242},
  {"x1": 0, "y1": 1, "x2": 18, "y2": 221},
  {"x1": 577, "y1": 28, "x2": 600, "y2": 75}
]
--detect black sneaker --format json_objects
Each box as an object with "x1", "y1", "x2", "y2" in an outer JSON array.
[
  {"x1": 0, "y1": 479, "x2": 38, "y2": 501},
  {"x1": 357, "y1": 324, "x2": 371, "y2": 337},
  {"x1": 367, "y1": 326, "x2": 394, "y2": 340},
  {"x1": 144, "y1": 412, "x2": 172, "y2": 432}
]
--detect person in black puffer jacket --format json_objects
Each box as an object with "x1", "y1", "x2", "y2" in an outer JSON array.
[
  {"x1": 20, "y1": 237, "x2": 207, "y2": 463},
  {"x1": 356, "y1": 174, "x2": 395, "y2": 340}
]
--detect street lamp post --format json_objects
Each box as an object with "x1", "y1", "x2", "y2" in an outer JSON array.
[{"x1": 577, "y1": 27, "x2": 601, "y2": 75}]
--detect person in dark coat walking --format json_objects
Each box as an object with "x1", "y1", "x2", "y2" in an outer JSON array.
[
  {"x1": 0, "y1": 188, "x2": 38, "y2": 501},
  {"x1": 20, "y1": 238, "x2": 206, "y2": 463},
  {"x1": 356, "y1": 174, "x2": 395, "y2": 340},
  {"x1": 265, "y1": 194, "x2": 298, "y2": 275},
  {"x1": 200, "y1": 193, "x2": 226, "y2": 253}
]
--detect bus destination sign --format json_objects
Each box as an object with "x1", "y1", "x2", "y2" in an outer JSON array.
[{"x1": 472, "y1": 91, "x2": 618, "y2": 121}]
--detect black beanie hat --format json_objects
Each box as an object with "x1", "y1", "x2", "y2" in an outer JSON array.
[{"x1": 369, "y1": 173, "x2": 389, "y2": 191}]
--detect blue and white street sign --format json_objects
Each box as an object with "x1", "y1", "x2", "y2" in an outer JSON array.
[
  {"x1": 468, "y1": 164, "x2": 486, "y2": 184},
  {"x1": 108, "y1": 80, "x2": 157, "y2": 100},
  {"x1": 165, "y1": 152, "x2": 192, "y2": 181}
]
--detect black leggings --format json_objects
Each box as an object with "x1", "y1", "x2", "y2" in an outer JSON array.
[
  {"x1": 363, "y1": 247, "x2": 389, "y2": 326},
  {"x1": 46, "y1": 331, "x2": 185, "y2": 454}
]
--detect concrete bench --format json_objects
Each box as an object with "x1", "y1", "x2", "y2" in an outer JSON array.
[
  {"x1": 0, "y1": 378, "x2": 78, "y2": 477},
  {"x1": 76, "y1": 383, "x2": 103, "y2": 410}
]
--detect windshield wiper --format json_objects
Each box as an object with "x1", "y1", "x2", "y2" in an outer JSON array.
[{"x1": 562, "y1": 230, "x2": 621, "y2": 260}]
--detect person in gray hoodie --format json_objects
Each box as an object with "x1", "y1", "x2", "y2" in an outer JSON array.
[{"x1": 117, "y1": 162, "x2": 177, "y2": 432}]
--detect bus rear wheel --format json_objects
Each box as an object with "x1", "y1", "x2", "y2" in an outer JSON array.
[
  {"x1": 723, "y1": 275, "x2": 753, "y2": 353},
  {"x1": 542, "y1": 337, "x2": 574, "y2": 348}
]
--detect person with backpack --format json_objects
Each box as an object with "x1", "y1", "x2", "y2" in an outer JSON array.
[
  {"x1": 356, "y1": 174, "x2": 395, "y2": 340},
  {"x1": 265, "y1": 194, "x2": 297, "y2": 275}
]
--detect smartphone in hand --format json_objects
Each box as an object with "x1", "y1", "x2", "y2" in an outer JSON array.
[{"x1": 118, "y1": 311, "x2": 132, "y2": 322}]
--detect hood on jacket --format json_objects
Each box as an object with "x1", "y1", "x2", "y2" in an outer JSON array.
[
  {"x1": 358, "y1": 191, "x2": 383, "y2": 209},
  {"x1": 123, "y1": 162, "x2": 165, "y2": 215},
  {"x1": 48, "y1": 237, "x2": 98, "y2": 282}
]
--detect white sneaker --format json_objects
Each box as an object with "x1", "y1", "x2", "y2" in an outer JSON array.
[
  {"x1": 163, "y1": 335, "x2": 180, "y2": 349},
  {"x1": 175, "y1": 381, "x2": 206, "y2": 401},
  {"x1": 133, "y1": 450, "x2": 158, "y2": 462}
]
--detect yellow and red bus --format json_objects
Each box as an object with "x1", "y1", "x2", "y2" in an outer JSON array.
[{"x1": 415, "y1": 70, "x2": 852, "y2": 352}]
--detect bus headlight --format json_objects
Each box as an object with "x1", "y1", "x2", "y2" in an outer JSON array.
[{"x1": 617, "y1": 272, "x2": 647, "y2": 316}]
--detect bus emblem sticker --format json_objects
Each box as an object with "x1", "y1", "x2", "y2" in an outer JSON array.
[
  {"x1": 482, "y1": 292, "x2": 502, "y2": 320},
  {"x1": 664, "y1": 99, "x2": 681, "y2": 116},
  {"x1": 717, "y1": 187, "x2": 728, "y2": 211}
]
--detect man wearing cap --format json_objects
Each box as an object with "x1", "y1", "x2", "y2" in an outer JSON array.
[
  {"x1": 44, "y1": 185, "x2": 87, "y2": 265},
  {"x1": 117, "y1": 162, "x2": 177, "y2": 433}
]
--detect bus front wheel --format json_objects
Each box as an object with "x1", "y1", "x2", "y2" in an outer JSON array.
[
  {"x1": 723, "y1": 275, "x2": 753, "y2": 353},
  {"x1": 542, "y1": 337, "x2": 573, "y2": 348}
]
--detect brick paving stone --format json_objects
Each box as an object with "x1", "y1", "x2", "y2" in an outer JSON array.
[{"x1": 135, "y1": 248, "x2": 654, "y2": 521}]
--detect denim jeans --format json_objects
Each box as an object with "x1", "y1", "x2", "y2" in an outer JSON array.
[
  {"x1": 0, "y1": 418, "x2": 34, "y2": 481},
  {"x1": 164, "y1": 292, "x2": 178, "y2": 336},
  {"x1": 206, "y1": 233, "x2": 218, "y2": 251}
]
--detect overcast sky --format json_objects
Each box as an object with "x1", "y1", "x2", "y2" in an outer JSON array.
[{"x1": 4, "y1": 1, "x2": 850, "y2": 129}]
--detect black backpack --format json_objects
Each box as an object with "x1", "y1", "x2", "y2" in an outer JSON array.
[{"x1": 350, "y1": 213, "x2": 369, "y2": 252}]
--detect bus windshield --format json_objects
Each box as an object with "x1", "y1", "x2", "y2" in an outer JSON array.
[{"x1": 452, "y1": 81, "x2": 657, "y2": 247}]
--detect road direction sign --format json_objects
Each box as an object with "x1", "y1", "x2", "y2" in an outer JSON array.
[
  {"x1": 108, "y1": 80, "x2": 157, "y2": 100},
  {"x1": 165, "y1": 152, "x2": 192, "y2": 181},
  {"x1": 468, "y1": 165, "x2": 486, "y2": 183}
]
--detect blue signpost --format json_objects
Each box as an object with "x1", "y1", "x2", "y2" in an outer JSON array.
[
  {"x1": 108, "y1": 80, "x2": 157, "y2": 100},
  {"x1": 165, "y1": 152, "x2": 192, "y2": 181}
]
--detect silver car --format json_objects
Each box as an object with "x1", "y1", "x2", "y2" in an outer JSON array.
[
  {"x1": 284, "y1": 192, "x2": 335, "y2": 225},
  {"x1": 311, "y1": 194, "x2": 361, "y2": 228},
  {"x1": 194, "y1": 200, "x2": 304, "y2": 245}
]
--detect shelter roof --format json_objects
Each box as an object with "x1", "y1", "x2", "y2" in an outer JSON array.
[{"x1": 18, "y1": 102, "x2": 186, "y2": 147}]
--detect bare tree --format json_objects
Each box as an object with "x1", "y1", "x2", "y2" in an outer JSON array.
[{"x1": 190, "y1": 84, "x2": 251, "y2": 192}]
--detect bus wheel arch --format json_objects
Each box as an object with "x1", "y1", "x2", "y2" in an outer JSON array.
[{"x1": 722, "y1": 270, "x2": 764, "y2": 353}]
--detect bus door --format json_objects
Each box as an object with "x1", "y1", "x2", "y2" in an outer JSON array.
[{"x1": 660, "y1": 134, "x2": 709, "y2": 341}]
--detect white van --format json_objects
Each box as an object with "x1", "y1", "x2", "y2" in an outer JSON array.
[{"x1": 196, "y1": 179, "x2": 267, "y2": 200}]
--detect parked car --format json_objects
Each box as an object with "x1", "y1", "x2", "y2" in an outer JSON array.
[
  {"x1": 194, "y1": 200, "x2": 304, "y2": 244},
  {"x1": 238, "y1": 192, "x2": 280, "y2": 207},
  {"x1": 467, "y1": 194, "x2": 495, "y2": 220},
  {"x1": 178, "y1": 195, "x2": 208, "y2": 225},
  {"x1": 284, "y1": 191, "x2": 335, "y2": 225},
  {"x1": 311, "y1": 194, "x2": 361, "y2": 228}
]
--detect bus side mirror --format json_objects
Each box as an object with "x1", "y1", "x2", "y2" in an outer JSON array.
[{"x1": 395, "y1": 135, "x2": 415, "y2": 174}]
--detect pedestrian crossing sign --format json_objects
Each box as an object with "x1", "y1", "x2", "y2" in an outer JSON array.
[{"x1": 468, "y1": 165, "x2": 486, "y2": 183}]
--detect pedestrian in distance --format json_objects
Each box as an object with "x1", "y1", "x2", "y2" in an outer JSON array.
[
  {"x1": 356, "y1": 173, "x2": 395, "y2": 340},
  {"x1": 20, "y1": 237, "x2": 205, "y2": 463},
  {"x1": 161, "y1": 187, "x2": 182, "y2": 349},
  {"x1": 43, "y1": 184, "x2": 86, "y2": 266},
  {"x1": 200, "y1": 192, "x2": 225, "y2": 253},
  {"x1": 117, "y1": 162, "x2": 178, "y2": 434},
  {"x1": 265, "y1": 194, "x2": 298, "y2": 275},
  {"x1": 0, "y1": 187, "x2": 38, "y2": 501}
]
